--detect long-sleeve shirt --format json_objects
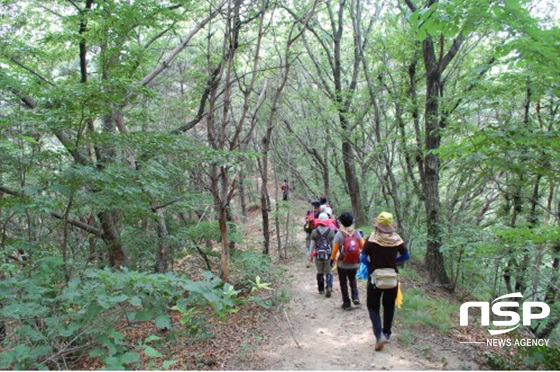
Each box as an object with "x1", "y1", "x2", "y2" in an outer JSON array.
[{"x1": 360, "y1": 240, "x2": 409, "y2": 275}]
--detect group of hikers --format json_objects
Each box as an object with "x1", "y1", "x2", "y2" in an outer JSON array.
[{"x1": 304, "y1": 198, "x2": 410, "y2": 351}]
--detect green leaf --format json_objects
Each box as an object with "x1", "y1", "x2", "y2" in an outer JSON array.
[
  {"x1": 143, "y1": 346, "x2": 162, "y2": 358},
  {"x1": 90, "y1": 348, "x2": 105, "y2": 357},
  {"x1": 112, "y1": 293, "x2": 129, "y2": 303},
  {"x1": 129, "y1": 296, "x2": 142, "y2": 306},
  {"x1": 162, "y1": 360, "x2": 177, "y2": 369},
  {"x1": 155, "y1": 314, "x2": 171, "y2": 329},
  {"x1": 135, "y1": 309, "x2": 153, "y2": 321},
  {"x1": 102, "y1": 356, "x2": 124, "y2": 370},
  {"x1": 17, "y1": 135, "x2": 39, "y2": 144},
  {"x1": 144, "y1": 334, "x2": 161, "y2": 344},
  {"x1": 416, "y1": 28, "x2": 427, "y2": 41},
  {"x1": 119, "y1": 351, "x2": 140, "y2": 364}
]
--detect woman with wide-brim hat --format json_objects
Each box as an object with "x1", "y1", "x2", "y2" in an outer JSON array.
[{"x1": 360, "y1": 212, "x2": 410, "y2": 351}]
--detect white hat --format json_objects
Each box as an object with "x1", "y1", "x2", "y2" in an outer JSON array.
[{"x1": 318, "y1": 212, "x2": 329, "y2": 221}]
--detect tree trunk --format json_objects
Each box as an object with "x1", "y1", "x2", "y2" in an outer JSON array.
[
  {"x1": 272, "y1": 158, "x2": 283, "y2": 259},
  {"x1": 341, "y1": 139, "x2": 365, "y2": 224},
  {"x1": 535, "y1": 241, "x2": 559, "y2": 338},
  {"x1": 218, "y1": 204, "x2": 230, "y2": 281},
  {"x1": 239, "y1": 169, "x2": 247, "y2": 219},
  {"x1": 421, "y1": 36, "x2": 450, "y2": 286},
  {"x1": 99, "y1": 211, "x2": 125, "y2": 267},
  {"x1": 259, "y1": 157, "x2": 271, "y2": 255},
  {"x1": 154, "y1": 208, "x2": 170, "y2": 273}
]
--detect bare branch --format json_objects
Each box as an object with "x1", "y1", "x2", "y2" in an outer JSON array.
[{"x1": 136, "y1": 0, "x2": 226, "y2": 91}]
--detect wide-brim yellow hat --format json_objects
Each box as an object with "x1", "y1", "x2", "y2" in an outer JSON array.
[{"x1": 373, "y1": 212, "x2": 396, "y2": 233}]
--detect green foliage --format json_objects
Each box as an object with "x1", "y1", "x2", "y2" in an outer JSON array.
[
  {"x1": 0, "y1": 264, "x2": 238, "y2": 370},
  {"x1": 484, "y1": 344, "x2": 560, "y2": 370},
  {"x1": 229, "y1": 250, "x2": 275, "y2": 290},
  {"x1": 397, "y1": 329, "x2": 414, "y2": 346},
  {"x1": 407, "y1": 0, "x2": 497, "y2": 41},
  {"x1": 250, "y1": 276, "x2": 272, "y2": 292},
  {"x1": 400, "y1": 287, "x2": 456, "y2": 334}
]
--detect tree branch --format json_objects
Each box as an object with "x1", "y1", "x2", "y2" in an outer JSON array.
[
  {"x1": 0, "y1": 185, "x2": 102, "y2": 236},
  {"x1": 135, "y1": 1, "x2": 226, "y2": 92}
]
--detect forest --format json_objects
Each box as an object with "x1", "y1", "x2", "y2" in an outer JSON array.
[{"x1": 0, "y1": 0, "x2": 559, "y2": 370}]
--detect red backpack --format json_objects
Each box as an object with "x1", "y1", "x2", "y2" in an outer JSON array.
[{"x1": 340, "y1": 231, "x2": 361, "y2": 264}]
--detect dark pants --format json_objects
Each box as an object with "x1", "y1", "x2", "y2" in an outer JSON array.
[
  {"x1": 337, "y1": 267, "x2": 359, "y2": 307},
  {"x1": 367, "y1": 281, "x2": 398, "y2": 339},
  {"x1": 316, "y1": 259, "x2": 333, "y2": 292}
]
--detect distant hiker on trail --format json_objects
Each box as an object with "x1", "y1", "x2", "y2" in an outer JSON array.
[
  {"x1": 304, "y1": 200, "x2": 322, "y2": 268},
  {"x1": 330, "y1": 212, "x2": 364, "y2": 310},
  {"x1": 323, "y1": 207, "x2": 339, "y2": 232},
  {"x1": 309, "y1": 212, "x2": 335, "y2": 297},
  {"x1": 281, "y1": 179, "x2": 291, "y2": 201},
  {"x1": 318, "y1": 197, "x2": 330, "y2": 213},
  {"x1": 360, "y1": 212, "x2": 410, "y2": 351}
]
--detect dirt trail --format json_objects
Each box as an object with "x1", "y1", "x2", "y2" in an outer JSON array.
[
  {"x1": 253, "y1": 249, "x2": 425, "y2": 370},
  {"x1": 237, "y1": 201, "x2": 480, "y2": 370}
]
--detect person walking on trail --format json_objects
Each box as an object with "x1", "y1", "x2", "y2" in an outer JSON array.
[
  {"x1": 304, "y1": 201, "x2": 321, "y2": 268},
  {"x1": 281, "y1": 179, "x2": 291, "y2": 201},
  {"x1": 360, "y1": 212, "x2": 410, "y2": 351},
  {"x1": 319, "y1": 197, "x2": 330, "y2": 213},
  {"x1": 323, "y1": 207, "x2": 339, "y2": 231},
  {"x1": 330, "y1": 212, "x2": 364, "y2": 310},
  {"x1": 309, "y1": 213, "x2": 335, "y2": 297}
]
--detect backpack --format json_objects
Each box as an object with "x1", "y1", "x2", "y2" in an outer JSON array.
[
  {"x1": 340, "y1": 231, "x2": 360, "y2": 264},
  {"x1": 315, "y1": 229, "x2": 332, "y2": 261},
  {"x1": 326, "y1": 219, "x2": 338, "y2": 232},
  {"x1": 304, "y1": 210, "x2": 315, "y2": 233}
]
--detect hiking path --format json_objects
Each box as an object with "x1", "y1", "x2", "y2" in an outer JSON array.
[{"x1": 233, "y1": 199, "x2": 481, "y2": 370}]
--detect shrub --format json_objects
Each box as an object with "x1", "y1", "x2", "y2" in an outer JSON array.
[
  {"x1": 484, "y1": 344, "x2": 560, "y2": 370},
  {"x1": 0, "y1": 260, "x2": 239, "y2": 370}
]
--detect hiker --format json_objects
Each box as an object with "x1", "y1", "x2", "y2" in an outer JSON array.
[
  {"x1": 281, "y1": 179, "x2": 290, "y2": 201},
  {"x1": 360, "y1": 212, "x2": 410, "y2": 351},
  {"x1": 309, "y1": 213, "x2": 335, "y2": 297},
  {"x1": 324, "y1": 207, "x2": 339, "y2": 231},
  {"x1": 305, "y1": 201, "x2": 322, "y2": 268},
  {"x1": 319, "y1": 197, "x2": 330, "y2": 213},
  {"x1": 330, "y1": 212, "x2": 364, "y2": 310}
]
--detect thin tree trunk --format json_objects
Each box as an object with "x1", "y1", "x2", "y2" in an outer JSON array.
[
  {"x1": 272, "y1": 158, "x2": 283, "y2": 259},
  {"x1": 239, "y1": 169, "x2": 248, "y2": 219},
  {"x1": 258, "y1": 156, "x2": 271, "y2": 255},
  {"x1": 153, "y1": 208, "x2": 170, "y2": 273}
]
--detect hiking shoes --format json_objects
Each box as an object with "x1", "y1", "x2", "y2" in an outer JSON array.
[
  {"x1": 375, "y1": 334, "x2": 387, "y2": 351},
  {"x1": 319, "y1": 290, "x2": 325, "y2": 294},
  {"x1": 353, "y1": 299, "x2": 360, "y2": 305},
  {"x1": 325, "y1": 288, "x2": 332, "y2": 298},
  {"x1": 341, "y1": 304, "x2": 351, "y2": 311},
  {"x1": 384, "y1": 333, "x2": 391, "y2": 343}
]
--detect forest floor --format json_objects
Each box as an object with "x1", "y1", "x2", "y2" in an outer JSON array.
[{"x1": 222, "y1": 197, "x2": 486, "y2": 371}]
